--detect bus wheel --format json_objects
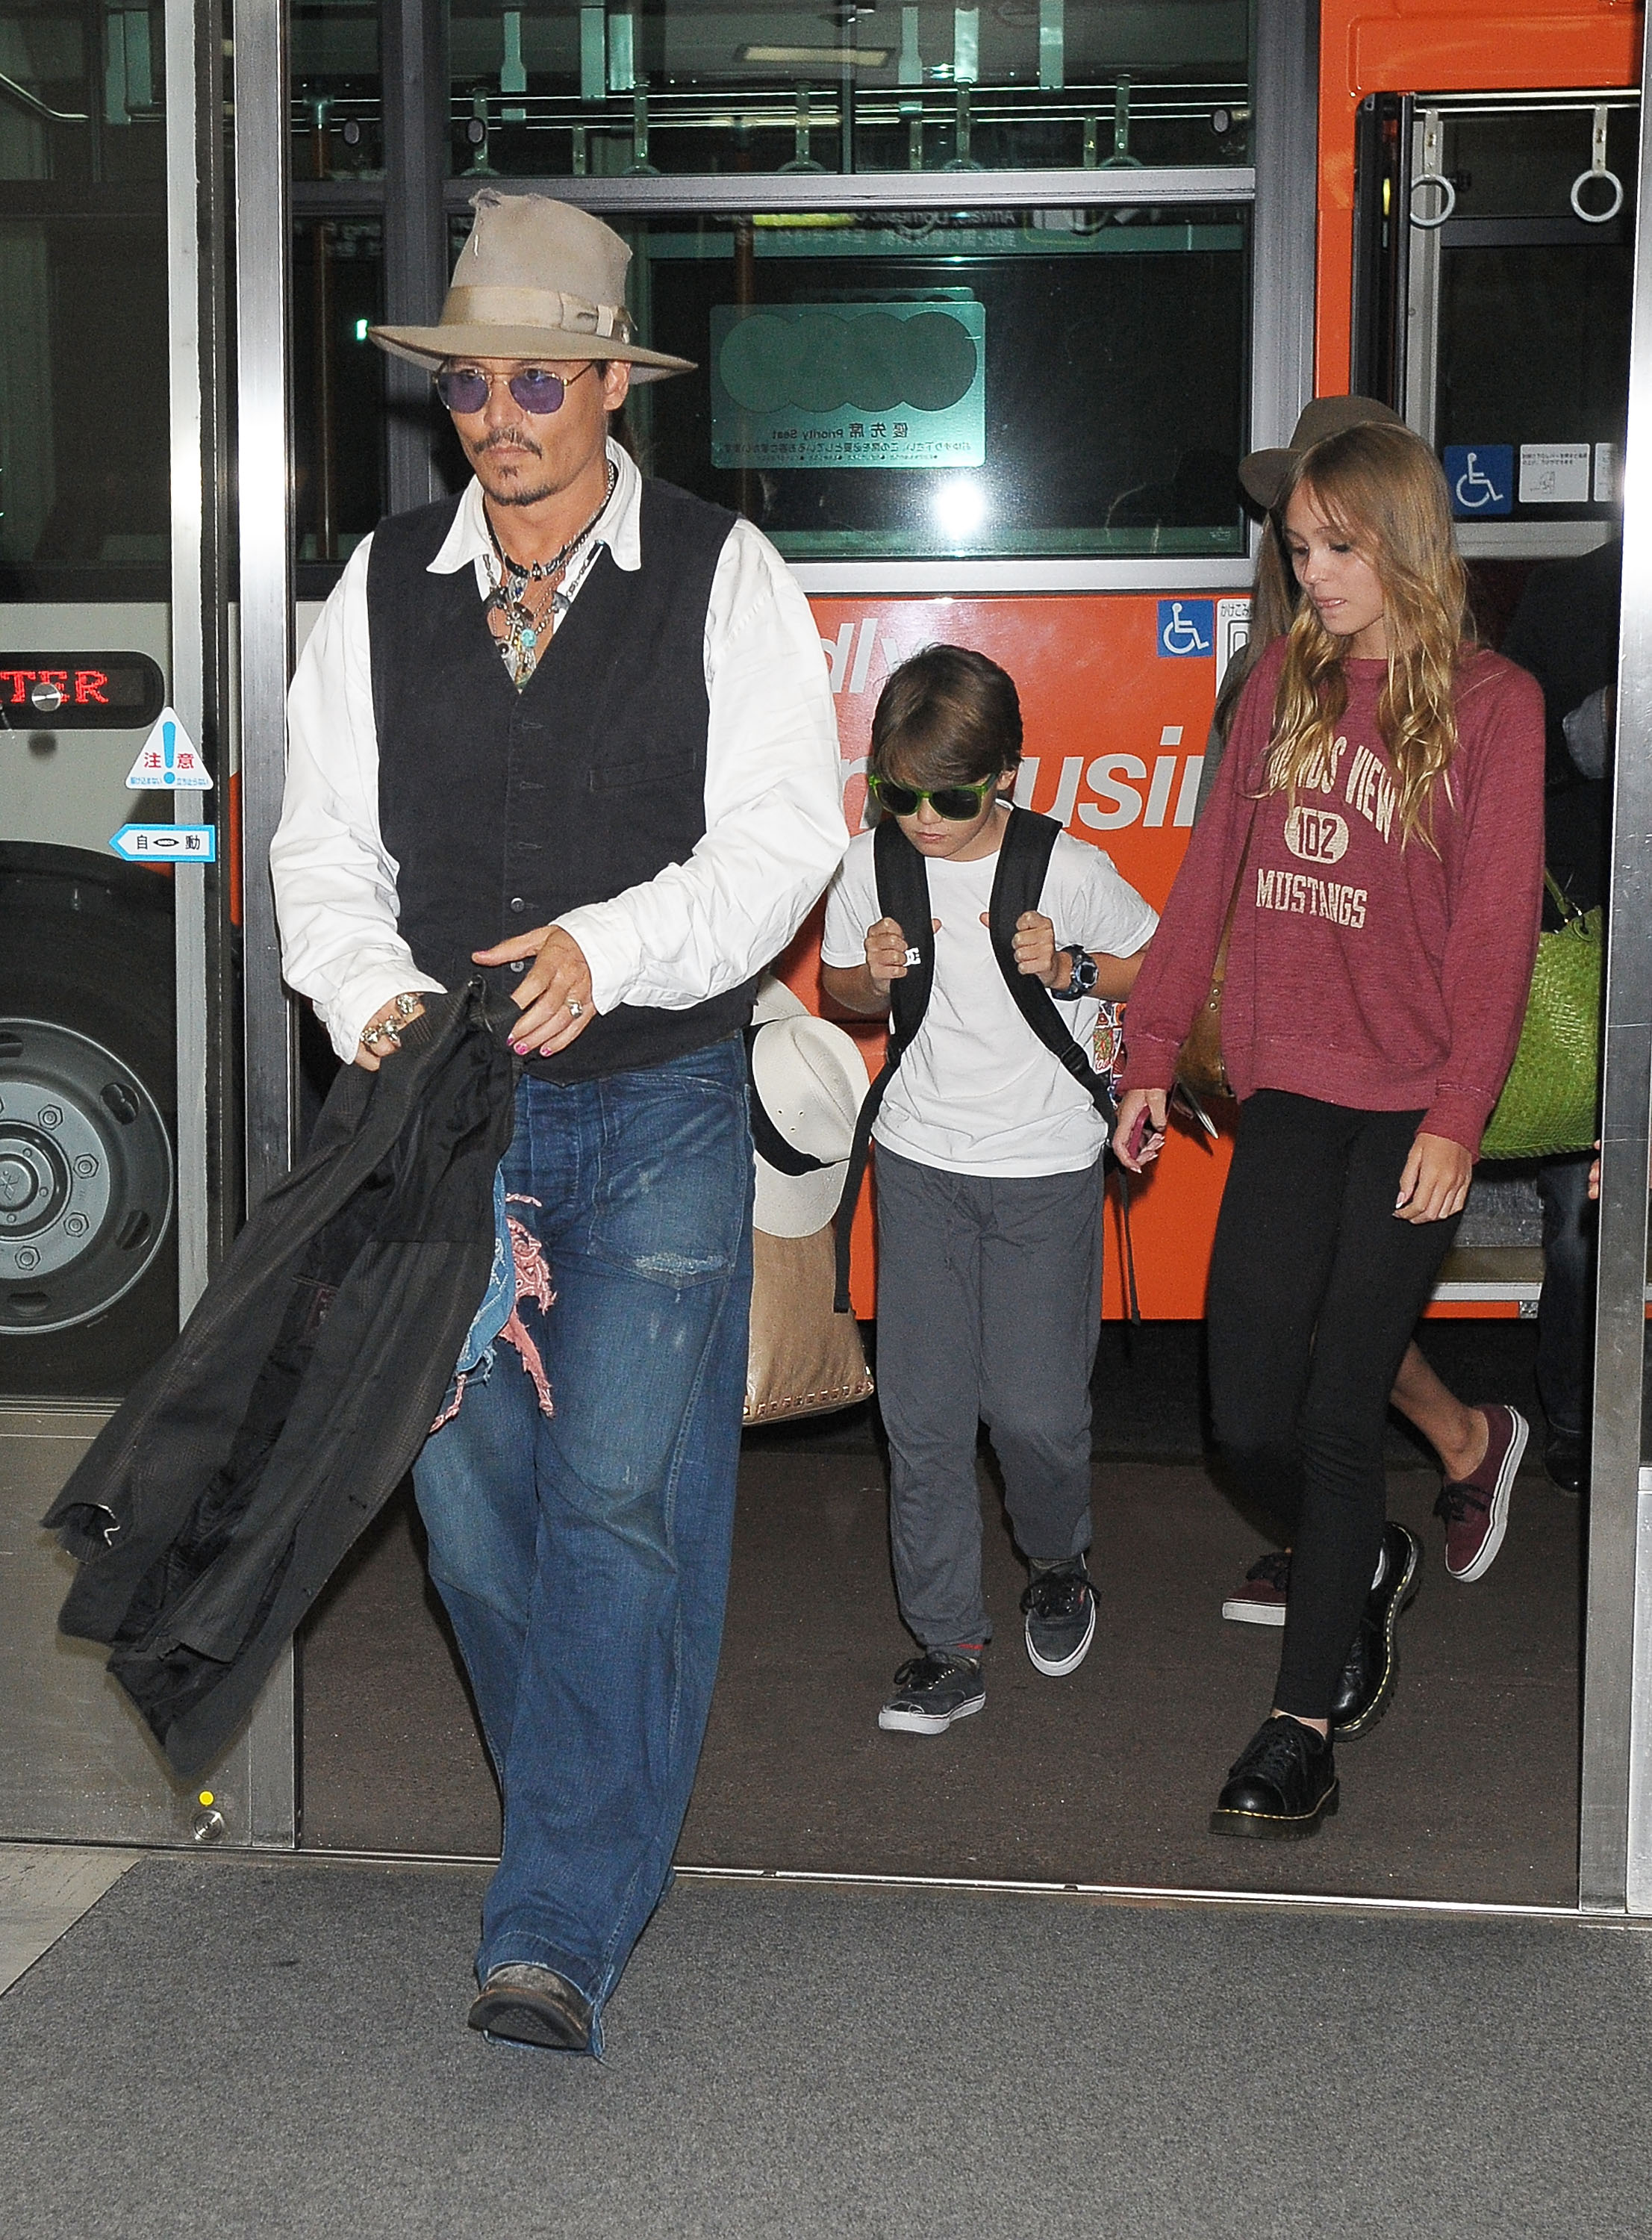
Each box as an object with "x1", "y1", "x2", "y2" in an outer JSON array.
[{"x1": 0, "y1": 1015, "x2": 175, "y2": 1337}]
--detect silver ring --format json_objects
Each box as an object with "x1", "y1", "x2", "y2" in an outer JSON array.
[
  {"x1": 1571, "y1": 165, "x2": 1624, "y2": 224},
  {"x1": 567, "y1": 999, "x2": 584, "y2": 1018},
  {"x1": 1409, "y1": 172, "x2": 1456, "y2": 228}
]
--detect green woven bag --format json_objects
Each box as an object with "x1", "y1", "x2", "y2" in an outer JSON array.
[{"x1": 1480, "y1": 874, "x2": 1603, "y2": 1163}]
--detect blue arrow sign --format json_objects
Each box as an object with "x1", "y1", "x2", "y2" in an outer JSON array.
[{"x1": 110, "y1": 823, "x2": 216, "y2": 862}]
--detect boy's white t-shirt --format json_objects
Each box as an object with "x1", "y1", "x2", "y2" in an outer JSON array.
[{"x1": 821, "y1": 826, "x2": 1159, "y2": 1177}]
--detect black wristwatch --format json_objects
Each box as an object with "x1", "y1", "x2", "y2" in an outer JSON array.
[{"x1": 1050, "y1": 944, "x2": 1099, "y2": 1001}]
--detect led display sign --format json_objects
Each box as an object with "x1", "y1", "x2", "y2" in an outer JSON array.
[{"x1": 0, "y1": 654, "x2": 166, "y2": 730}]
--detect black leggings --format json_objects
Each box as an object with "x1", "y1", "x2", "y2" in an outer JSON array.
[{"x1": 1206, "y1": 1092, "x2": 1462, "y2": 1720}]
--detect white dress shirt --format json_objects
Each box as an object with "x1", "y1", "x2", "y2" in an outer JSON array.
[{"x1": 272, "y1": 440, "x2": 847, "y2": 1061}]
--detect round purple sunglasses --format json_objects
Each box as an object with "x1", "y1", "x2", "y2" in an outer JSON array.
[{"x1": 434, "y1": 362, "x2": 596, "y2": 416}]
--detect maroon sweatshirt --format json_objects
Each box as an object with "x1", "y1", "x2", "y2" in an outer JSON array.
[{"x1": 1120, "y1": 638, "x2": 1545, "y2": 1154}]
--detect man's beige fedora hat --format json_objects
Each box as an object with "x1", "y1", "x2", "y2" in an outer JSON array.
[
  {"x1": 372, "y1": 189, "x2": 694, "y2": 382},
  {"x1": 1238, "y1": 393, "x2": 1407, "y2": 512}
]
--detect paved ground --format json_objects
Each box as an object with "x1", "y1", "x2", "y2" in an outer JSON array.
[{"x1": 1, "y1": 1852, "x2": 1645, "y2": 2240}]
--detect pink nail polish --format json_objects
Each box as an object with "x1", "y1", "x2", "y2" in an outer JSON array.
[{"x1": 512, "y1": 1041, "x2": 529, "y2": 1055}]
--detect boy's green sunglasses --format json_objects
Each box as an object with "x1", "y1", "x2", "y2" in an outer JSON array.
[{"x1": 868, "y1": 773, "x2": 1002, "y2": 821}]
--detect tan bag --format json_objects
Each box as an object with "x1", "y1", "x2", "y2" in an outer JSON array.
[
  {"x1": 744, "y1": 1223, "x2": 873, "y2": 1425},
  {"x1": 1175, "y1": 798, "x2": 1259, "y2": 1107}
]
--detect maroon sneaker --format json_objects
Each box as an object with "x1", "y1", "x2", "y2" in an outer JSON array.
[
  {"x1": 1433, "y1": 1404, "x2": 1528, "y2": 1582},
  {"x1": 1221, "y1": 1548, "x2": 1291, "y2": 1626}
]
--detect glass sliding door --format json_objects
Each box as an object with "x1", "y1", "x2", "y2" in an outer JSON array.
[{"x1": 0, "y1": 0, "x2": 261, "y2": 1847}]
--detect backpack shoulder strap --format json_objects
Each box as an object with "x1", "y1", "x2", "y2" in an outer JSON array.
[
  {"x1": 873, "y1": 815, "x2": 935, "y2": 1055},
  {"x1": 832, "y1": 821, "x2": 935, "y2": 1311},
  {"x1": 986, "y1": 808, "x2": 1141, "y2": 1319},
  {"x1": 986, "y1": 810, "x2": 1118, "y2": 1132}
]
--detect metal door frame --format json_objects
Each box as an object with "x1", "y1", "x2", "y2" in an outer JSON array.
[
  {"x1": 228, "y1": 0, "x2": 298, "y2": 1845},
  {"x1": 231, "y1": 0, "x2": 1318, "y2": 1851},
  {"x1": 225, "y1": 0, "x2": 1652, "y2": 1911},
  {"x1": 1587, "y1": 39, "x2": 1652, "y2": 1916}
]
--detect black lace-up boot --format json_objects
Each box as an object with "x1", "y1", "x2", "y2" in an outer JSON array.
[
  {"x1": 1211, "y1": 1714, "x2": 1339, "y2": 1839},
  {"x1": 1330, "y1": 1522, "x2": 1422, "y2": 1738}
]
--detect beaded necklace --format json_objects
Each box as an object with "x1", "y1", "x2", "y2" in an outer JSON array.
[{"x1": 483, "y1": 458, "x2": 619, "y2": 689}]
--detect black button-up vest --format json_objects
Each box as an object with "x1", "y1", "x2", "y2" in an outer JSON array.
[{"x1": 368, "y1": 476, "x2": 753, "y2": 1080}]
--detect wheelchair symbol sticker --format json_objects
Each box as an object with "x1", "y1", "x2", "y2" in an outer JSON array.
[
  {"x1": 1443, "y1": 444, "x2": 1513, "y2": 518},
  {"x1": 1157, "y1": 600, "x2": 1214, "y2": 658}
]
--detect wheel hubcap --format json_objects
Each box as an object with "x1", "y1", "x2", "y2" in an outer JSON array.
[{"x1": 0, "y1": 1019, "x2": 172, "y2": 1334}]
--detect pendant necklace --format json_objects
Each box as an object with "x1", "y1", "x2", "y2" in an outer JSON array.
[{"x1": 484, "y1": 458, "x2": 619, "y2": 688}]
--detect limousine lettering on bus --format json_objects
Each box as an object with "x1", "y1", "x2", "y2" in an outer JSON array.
[{"x1": 1015, "y1": 732, "x2": 1204, "y2": 830}]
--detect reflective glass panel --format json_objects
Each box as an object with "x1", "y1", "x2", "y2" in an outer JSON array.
[
  {"x1": 293, "y1": 218, "x2": 388, "y2": 563},
  {"x1": 444, "y1": 0, "x2": 1251, "y2": 178},
  {"x1": 543, "y1": 205, "x2": 1250, "y2": 559},
  {"x1": 290, "y1": 0, "x2": 383, "y2": 176},
  {"x1": 1436, "y1": 246, "x2": 1630, "y2": 526}
]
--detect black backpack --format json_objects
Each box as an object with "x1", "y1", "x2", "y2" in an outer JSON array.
[{"x1": 832, "y1": 807, "x2": 1136, "y2": 1316}]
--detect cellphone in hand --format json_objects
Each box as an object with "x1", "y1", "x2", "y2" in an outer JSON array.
[{"x1": 1123, "y1": 1104, "x2": 1154, "y2": 1162}]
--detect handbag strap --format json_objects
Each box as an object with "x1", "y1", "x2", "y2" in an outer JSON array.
[
  {"x1": 1544, "y1": 868, "x2": 1586, "y2": 928},
  {"x1": 1208, "y1": 785, "x2": 1263, "y2": 999}
]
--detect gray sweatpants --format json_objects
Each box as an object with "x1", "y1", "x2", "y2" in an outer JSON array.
[{"x1": 874, "y1": 1146, "x2": 1105, "y2": 1652}]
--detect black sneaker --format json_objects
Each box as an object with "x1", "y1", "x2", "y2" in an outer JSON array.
[
  {"x1": 1210, "y1": 1715, "x2": 1339, "y2": 1841},
  {"x1": 1020, "y1": 1558, "x2": 1097, "y2": 1676},
  {"x1": 877, "y1": 1651, "x2": 986, "y2": 1735},
  {"x1": 1330, "y1": 1522, "x2": 1421, "y2": 1740}
]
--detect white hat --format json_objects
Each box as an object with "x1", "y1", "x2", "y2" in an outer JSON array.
[
  {"x1": 747, "y1": 982, "x2": 870, "y2": 1239},
  {"x1": 372, "y1": 190, "x2": 694, "y2": 381}
]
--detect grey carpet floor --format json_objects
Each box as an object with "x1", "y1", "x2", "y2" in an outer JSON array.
[
  {"x1": 301, "y1": 1453, "x2": 1580, "y2": 1905},
  {"x1": 1, "y1": 1856, "x2": 1647, "y2": 2240}
]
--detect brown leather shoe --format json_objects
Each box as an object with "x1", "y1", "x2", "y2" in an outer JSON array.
[{"x1": 468, "y1": 1963, "x2": 593, "y2": 2050}]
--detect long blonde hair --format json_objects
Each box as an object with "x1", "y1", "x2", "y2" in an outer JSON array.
[{"x1": 1266, "y1": 423, "x2": 1470, "y2": 847}]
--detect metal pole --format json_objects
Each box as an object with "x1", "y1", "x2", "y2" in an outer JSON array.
[
  {"x1": 1582, "y1": 55, "x2": 1652, "y2": 1912},
  {"x1": 163, "y1": 0, "x2": 211, "y2": 1318},
  {"x1": 233, "y1": 0, "x2": 298, "y2": 1849},
  {"x1": 382, "y1": 0, "x2": 450, "y2": 517},
  {"x1": 234, "y1": 0, "x2": 295, "y2": 1210},
  {"x1": 1248, "y1": 0, "x2": 1317, "y2": 461}
]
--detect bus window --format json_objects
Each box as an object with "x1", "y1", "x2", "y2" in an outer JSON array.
[
  {"x1": 437, "y1": 205, "x2": 1250, "y2": 564},
  {"x1": 442, "y1": 0, "x2": 1253, "y2": 180},
  {"x1": 0, "y1": 0, "x2": 169, "y2": 598}
]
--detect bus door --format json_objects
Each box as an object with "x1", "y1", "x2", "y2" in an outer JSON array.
[
  {"x1": 0, "y1": 0, "x2": 266, "y2": 1846},
  {"x1": 1349, "y1": 86, "x2": 1634, "y2": 1325}
]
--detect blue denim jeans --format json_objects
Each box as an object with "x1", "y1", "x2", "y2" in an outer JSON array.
[{"x1": 412, "y1": 1037, "x2": 752, "y2": 2047}]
